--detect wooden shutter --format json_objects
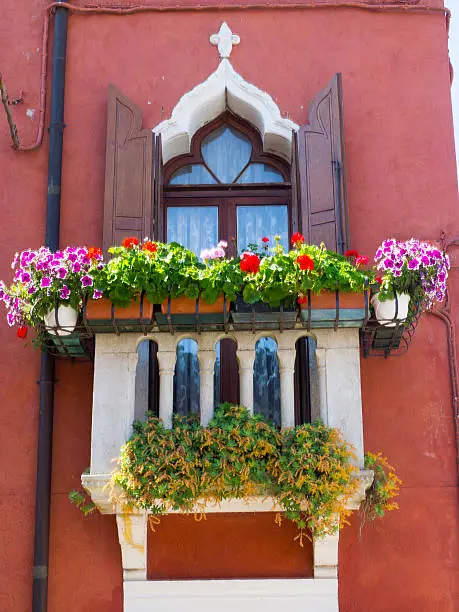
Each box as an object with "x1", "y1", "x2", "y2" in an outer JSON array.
[
  {"x1": 297, "y1": 73, "x2": 349, "y2": 254},
  {"x1": 103, "y1": 85, "x2": 154, "y2": 254}
]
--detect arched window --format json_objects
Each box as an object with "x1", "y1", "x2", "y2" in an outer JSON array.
[
  {"x1": 163, "y1": 112, "x2": 292, "y2": 258},
  {"x1": 173, "y1": 339, "x2": 200, "y2": 417},
  {"x1": 254, "y1": 337, "x2": 281, "y2": 426}
]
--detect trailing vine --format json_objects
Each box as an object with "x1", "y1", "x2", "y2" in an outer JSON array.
[
  {"x1": 360, "y1": 451, "x2": 402, "y2": 534},
  {"x1": 111, "y1": 404, "x2": 360, "y2": 544}
]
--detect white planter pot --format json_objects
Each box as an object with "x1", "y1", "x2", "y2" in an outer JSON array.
[
  {"x1": 371, "y1": 292, "x2": 410, "y2": 327},
  {"x1": 43, "y1": 305, "x2": 78, "y2": 336}
]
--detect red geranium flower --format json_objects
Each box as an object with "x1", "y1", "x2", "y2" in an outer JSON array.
[
  {"x1": 87, "y1": 247, "x2": 103, "y2": 260},
  {"x1": 345, "y1": 249, "x2": 359, "y2": 258},
  {"x1": 121, "y1": 237, "x2": 139, "y2": 249},
  {"x1": 297, "y1": 296, "x2": 308, "y2": 305},
  {"x1": 355, "y1": 255, "x2": 369, "y2": 267},
  {"x1": 296, "y1": 254, "x2": 315, "y2": 271},
  {"x1": 239, "y1": 252, "x2": 261, "y2": 274},
  {"x1": 261, "y1": 236, "x2": 269, "y2": 243},
  {"x1": 142, "y1": 241, "x2": 157, "y2": 253},
  {"x1": 16, "y1": 326, "x2": 27, "y2": 339},
  {"x1": 291, "y1": 232, "x2": 305, "y2": 246},
  {"x1": 376, "y1": 276, "x2": 383, "y2": 285}
]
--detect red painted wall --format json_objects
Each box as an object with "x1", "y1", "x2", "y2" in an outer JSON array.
[
  {"x1": 147, "y1": 513, "x2": 313, "y2": 579},
  {"x1": 0, "y1": 2, "x2": 458, "y2": 611}
]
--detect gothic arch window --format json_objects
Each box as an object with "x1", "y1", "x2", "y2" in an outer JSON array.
[{"x1": 163, "y1": 112, "x2": 292, "y2": 258}]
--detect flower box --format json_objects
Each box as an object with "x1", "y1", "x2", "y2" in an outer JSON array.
[
  {"x1": 84, "y1": 296, "x2": 154, "y2": 334},
  {"x1": 231, "y1": 296, "x2": 297, "y2": 331},
  {"x1": 155, "y1": 295, "x2": 229, "y2": 332},
  {"x1": 300, "y1": 291, "x2": 367, "y2": 329}
]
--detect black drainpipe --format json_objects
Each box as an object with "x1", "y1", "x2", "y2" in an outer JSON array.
[{"x1": 32, "y1": 6, "x2": 68, "y2": 611}]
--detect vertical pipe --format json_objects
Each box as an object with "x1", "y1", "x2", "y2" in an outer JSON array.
[{"x1": 32, "y1": 6, "x2": 68, "y2": 612}]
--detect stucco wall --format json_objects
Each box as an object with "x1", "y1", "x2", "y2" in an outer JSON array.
[{"x1": 0, "y1": 2, "x2": 458, "y2": 611}]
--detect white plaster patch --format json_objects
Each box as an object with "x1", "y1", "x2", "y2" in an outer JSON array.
[{"x1": 26, "y1": 109, "x2": 35, "y2": 120}]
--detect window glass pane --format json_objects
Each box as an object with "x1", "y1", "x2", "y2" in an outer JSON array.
[
  {"x1": 236, "y1": 163, "x2": 284, "y2": 184},
  {"x1": 167, "y1": 207, "x2": 218, "y2": 256},
  {"x1": 168, "y1": 164, "x2": 217, "y2": 185},
  {"x1": 173, "y1": 339, "x2": 200, "y2": 417},
  {"x1": 254, "y1": 337, "x2": 280, "y2": 426},
  {"x1": 214, "y1": 338, "x2": 239, "y2": 408},
  {"x1": 237, "y1": 205, "x2": 288, "y2": 253},
  {"x1": 202, "y1": 126, "x2": 252, "y2": 183}
]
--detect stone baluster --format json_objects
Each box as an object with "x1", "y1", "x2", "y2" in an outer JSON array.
[
  {"x1": 315, "y1": 347, "x2": 329, "y2": 425},
  {"x1": 199, "y1": 348, "x2": 216, "y2": 426},
  {"x1": 156, "y1": 340, "x2": 176, "y2": 429},
  {"x1": 237, "y1": 345, "x2": 255, "y2": 413},
  {"x1": 278, "y1": 348, "x2": 296, "y2": 428}
]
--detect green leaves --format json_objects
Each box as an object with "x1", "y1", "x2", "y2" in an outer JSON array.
[
  {"x1": 92, "y1": 240, "x2": 370, "y2": 310},
  {"x1": 111, "y1": 405, "x2": 359, "y2": 543}
]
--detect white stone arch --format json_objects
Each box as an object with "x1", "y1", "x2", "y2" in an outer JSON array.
[{"x1": 153, "y1": 59, "x2": 298, "y2": 164}]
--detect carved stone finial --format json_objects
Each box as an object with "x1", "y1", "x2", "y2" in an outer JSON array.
[{"x1": 210, "y1": 22, "x2": 240, "y2": 60}]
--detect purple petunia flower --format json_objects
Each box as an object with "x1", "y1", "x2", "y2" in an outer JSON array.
[
  {"x1": 41, "y1": 277, "x2": 52, "y2": 288},
  {"x1": 21, "y1": 272, "x2": 31, "y2": 284},
  {"x1": 28, "y1": 286, "x2": 37, "y2": 295},
  {"x1": 408, "y1": 259, "x2": 419, "y2": 270},
  {"x1": 67, "y1": 253, "x2": 78, "y2": 263},
  {"x1": 81, "y1": 275, "x2": 93, "y2": 287},
  {"x1": 57, "y1": 267, "x2": 67, "y2": 279},
  {"x1": 383, "y1": 258, "x2": 394, "y2": 268},
  {"x1": 72, "y1": 262, "x2": 81, "y2": 273},
  {"x1": 93, "y1": 289, "x2": 103, "y2": 299},
  {"x1": 59, "y1": 285, "x2": 70, "y2": 299}
]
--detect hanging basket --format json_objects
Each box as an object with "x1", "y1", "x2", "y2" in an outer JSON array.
[
  {"x1": 370, "y1": 292, "x2": 410, "y2": 327},
  {"x1": 43, "y1": 304, "x2": 78, "y2": 336}
]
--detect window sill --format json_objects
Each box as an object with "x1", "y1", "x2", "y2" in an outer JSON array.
[{"x1": 81, "y1": 470, "x2": 374, "y2": 516}]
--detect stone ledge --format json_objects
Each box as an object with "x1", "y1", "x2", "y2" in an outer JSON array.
[{"x1": 82, "y1": 469, "x2": 373, "y2": 515}]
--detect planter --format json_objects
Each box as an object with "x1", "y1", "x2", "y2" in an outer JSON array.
[
  {"x1": 84, "y1": 296, "x2": 154, "y2": 333},
  {"x1": 300, "y1": 291, "x2": 367, "y2": 329},
  {"x1": 44, "y1": 304, "x2": 78, "y2": 336},
  {"x1": 156, "y1": 295, "x2": 229, "y2": 332},
  {"x1": 160, "y1": 295, "x2": 229, "y2": 315},
  {"x1": 231, "y1": 296, "x2": 297, "y2": 331},
  {"x1": 371, "y1": 292, "x2": 410, "y2": 327}
]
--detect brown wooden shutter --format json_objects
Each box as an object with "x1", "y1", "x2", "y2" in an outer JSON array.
[
  {"x1": 103, "y1": 84, "x2": 154, "y2": 254},
  {"x1": 297, "y1": 73, "x2": 349, "y2": 253}
]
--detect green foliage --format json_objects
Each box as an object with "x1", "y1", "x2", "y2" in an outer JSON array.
[
  {"x1": 295, "y1": 244, "x2": 371, "y2": 294},
  {"x1": 94, "y1": 244, "x2": 169, "y2": 307},
  {"x1": 112, "y1": 404, "x2": 359, "y2": 542},
  {"x1": 242, "y1": 242, "x2": 371, "y2": 308},
  {"x1": 69, "y1": 490, "x2": 96, "y2": 516},
  {"x1": 360, "y1": 452, "x2": 402, "y2": 533},
  {"x1": 199, "y1": 258, "x2": 243, "y2": 304}
]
